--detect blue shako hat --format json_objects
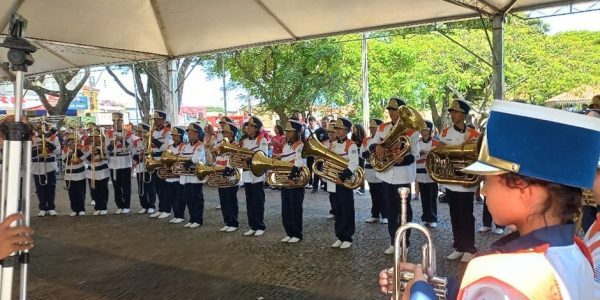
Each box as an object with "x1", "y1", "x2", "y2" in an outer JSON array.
[
  {"x1": 462, "y1": 100, "x2": 600, "y2": 189},
  {"x1": 284, "y1": 120, "x2": 304, "y2": 135}
]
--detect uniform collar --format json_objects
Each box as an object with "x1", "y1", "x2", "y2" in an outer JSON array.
[
  {"x1": 247, "y1": 134, "x2": 257, "y2": 140},
  {"x1": 155, "y1": 125, "x2": 164, "y2": 131},
  {"x1": 490, "y1": 224, "x2": 575, "y2": 253},
  {"x1": 453, "y1": 123, "x2": 466, "y2": 133},
  {"x1": 337, "y1": 136, "x2": 347, "y2": 143}
]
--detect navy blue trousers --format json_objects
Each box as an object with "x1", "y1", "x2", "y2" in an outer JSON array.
[
  {"x1": 332, "y1": 185, "x2": 355, "y2": 242},
  {"x1": 34, "y1": 171, "x2": 56, "y2": 211},
  {"x1": 281, "y1": 187, "x2": 304, "y2": 239},
  {"x1": 183, "y1": 183, "x2": 204, "y2": 224},
  {"x1": 244, "y1": 182, "x2": 266, "y2": 231},
  {"x1": 137, "y1": 172, "x2": 156, "y2": 209},
  {"x1": 219, "y1": 186, "x2": 239, "y2": 227}
]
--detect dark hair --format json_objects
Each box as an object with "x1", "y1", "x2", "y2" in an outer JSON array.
[
  {"x1": 308, "y1": 116, "x2": 316, "y2": 122},
  {"x1": 274, "y1": 125, "x2": 284, "y2": 135},
  {"x1": 351, "y1": 123, "x2": 366, "y2": 146},
  {"x1": 499, "y1": 173, "x2": 581, "y2": 224}
]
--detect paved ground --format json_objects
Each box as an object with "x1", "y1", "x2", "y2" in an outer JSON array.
[{"x1": 24, "y1": 179, "x2": 500, "y2": 299}]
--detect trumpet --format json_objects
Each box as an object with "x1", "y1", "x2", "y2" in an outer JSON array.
[
  {"x1": 195, "y1": 163, "x2": 240, "y2": 188},
  {"x1": 388, "y1": 188, "x2": 447, "y2": 300},
  {"x1": 370, "y1": 106, "x2": 426, "y2": 172},
  {"x1": 250, "y1": 150, "x2": 310, "y2": 188},
  {"x1": 425, "y1": 135, "x2": 483, "y2": 187},
  {"x1": 218, "y1": 138, "x2": 255, "y2": 170},
  {"x1": 301, "y1": 134, "x2": 364, "y2": 190}
]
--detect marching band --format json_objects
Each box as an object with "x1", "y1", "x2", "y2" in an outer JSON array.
[{"x1": 3, "y1": 93, "x2": 600, "y2": 299}]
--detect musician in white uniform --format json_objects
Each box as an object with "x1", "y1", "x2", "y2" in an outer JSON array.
[
  {"x1": 105, "y1": 112, "x2": 134, "y2": 214},
  {"x1": 240, "y1": 116, "x2": 269, "y2": 237},
  {"x1": 84, "y1": 129, "x2": 110, "y2": 216},
  {"x1": 279, "y1": 120, "x2": 306, "y2": 243},
  {"x1": 361, "y1": 118, "x2": 386, "y2": 224},
  {"x1": 178, "y1": 123, "x2": 206, "y2": 228},
  {"x1": 132, "y1": 123, "x2": 156, "y2": 214},
  {"x1": 370, "y1": 98, "x2": 420, "y2": 255},
  {"x1": 32, "y1": 122, "x2": 61, "y2": 217},
  {"x1": 163, "y1": 127, "x2": 186, "y2": 222},
  {"x1": 416, "y1": 120, "x2": 439, "y2": 228},
  {"x1": 329, "y1": 117, "x2": 359, "y2": 250},
  {"x1": 149, "y1": 110, "x2": 174, "y2": 219},
  {"x1": 218, "y1": 123, "x2": 241, "y2": 233},
  {"x1": 62, "y1": 133, "x2": 87, "y2": 216}
]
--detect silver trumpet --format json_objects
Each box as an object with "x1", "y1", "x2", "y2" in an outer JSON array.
[{"x1": 388, "y1": 188, "x2": 448, "y2": 300}]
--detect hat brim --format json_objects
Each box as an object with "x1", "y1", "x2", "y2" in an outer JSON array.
[
  {"x1": 448, "y1": 108, "x2": 465, "y2": 113},
  {"x1": 386, "y1": 106, "x2": 398, "y2": 110},
  {"x1": 461, "y1": 161, "x2": 509, "y2": 176}
]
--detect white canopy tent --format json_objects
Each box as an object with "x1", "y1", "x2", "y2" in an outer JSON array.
[{"x1": 0, "y1": 0, "x2": 591, "y2": 77}]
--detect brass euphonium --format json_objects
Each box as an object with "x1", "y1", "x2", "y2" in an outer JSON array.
[
  {"x1": 157, "y1": 149, "x2": 190, "y2": 179},
  {"x1": 194, "y1": 163, "x2": 240, "y2": 188},
  {"x1": 218, "y1": 138, "x2": 255, "y2": 170},
  {"x1": 574, "y1": 189, "x2": 596, "y2": 235},
  {"x1": 370, "y1": 106, "x2": 427, "y2": 172},
  {"x1": 425, "y1": 134, "x2": 483, "y2": 187},
  {"x1": 301, "y1": 134, "x2": 365, "y2": 189},
  {"x1": 145, "y1": 118, "x2": 161, "y2": 173},
  {"x1": 250, "y1": 150, "x2": 310, "y2": 188}
]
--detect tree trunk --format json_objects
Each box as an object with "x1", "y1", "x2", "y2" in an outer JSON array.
[{"x1": 25, "y1": 68, "x2": 90, "y2": 116}]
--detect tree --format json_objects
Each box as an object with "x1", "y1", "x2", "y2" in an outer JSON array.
[
  {"x1": 203, "y1": 40, "x2": 346, "y2": 125},
  {"x1": 24, "y1": 68, "x2": 90, "y2": 115},
  {"x1": 107, "y1": 58, "x2": 198, "y2": 124}
]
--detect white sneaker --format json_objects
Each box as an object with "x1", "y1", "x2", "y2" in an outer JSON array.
[
  {"x1": 478, "y1": 226, "x2": 491, "y2": 233},
  {"x1": 115, "y1": 209, "x2": 123, "y2": 215},
  {"x1": 226, "y1": 227, "x2": 238, "y2": 232},
  {"x1": 254, "y1": 230, "x2": 265, "y2": 236},
  {"x1": 122, "y1": 208, "x2": 130, "y2": 214},
  {"x1": 215, "y1": 205, "x2": 221, "y2": 209},
  {"x1": 90, "y1": 201, "x2": 95, "y2": 207},
  {"x1": 37, "y1": 210, "x2": 47, "y2": 217},
  {"x1": 188, "y1": 223, "x2": 201, "y2": 228},
  {"x1": 184, "y1": 222, "x2": 192, "y2": 228},
  {"x1": 171, "y1": 218, "x2": 184, "y2": 224},
  {"x1": 147, "y1": 208, "x2": 155, "y2": 214},
  {"x1": 69, "y1": 212, "x2": 77, "y2": 217},
  {"x1": 381, "y1": 218, "x2": 388, "y2": 224},
  {"x1": 48, "y1": 210, "x2": 57, "y2": 216},
  {"x1": 421, "y1": 221, "x2": 430, "y2": 226},
  {"x1": 288, "y1": 237, "x2": 300, "y2": 243},
  {"x1": 149, "y1": 211, "x2": 161, "y2": 218},
  {"x1": 340, "y1": 241, "x2": 352, "y2": 249},
  {"x1": 100, "y1": 210, "x2": 108, "y2": 215},
  {"x1": 93, "y1": 210, "x2": 101, "y2": 216},
  {"x1": 446, "y1": 251, "x2": 464, "y2": 260},
  {"x1": 429, "y1": 222, "x2": 438, "y2": 228},
  {"x1": 281, "y1": 236, "x2": 291, "y2": 242},
  {"x1": 138, "y1": 208, "x2": 147, "y2": 214},
  {"x1": 331, "y1": 240, "x2": 342, "y2": 248},
  {"x1": 158, "y1": 212, "x2": 170, "y2": 219},
  {"x1": 365, "y1": 217, "x2": 378, "y2": 223},
  {"x1": 243, "y1": 230, "x2": 256, "y2": 236},
  {"x1": 461, "y1": 252, "x2": 474, "y2": 262},
  {"x1": 78, "y1": 211, "x2": 86, "y2": 216},
  {"x1": 220, "y1": 226, "x2": 230, "y2": 232},
  {"x1": 384, "y1": 245, "x2": 395, "y2": 255},
  {"x1": 326, "y1": 214, "x2": 335, "y2": 219},
  {"x1": 493, "y1": 228, "x2": 504, "y2": 235}
]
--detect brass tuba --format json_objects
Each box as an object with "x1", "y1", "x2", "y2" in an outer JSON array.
[
  {"x1": 370, "y1": 106, "x2": 427, "y2": 172},
  {"x1": 250, "y1": 150, "x2": 310, "y2": 188},
  {"x1": 425, "y1": 135, "x2": 482, "y2": 187},
  {"x1": 301, "y1": 134, "x2": 364, "y2": 190},
  {"x1": 195, "y1": 163, "x2": 240, "y2": 188},
  {"x1": 218, "y1": 138, "x2": 255, "y2": 170},
  {"x1": 157, "y1": 149, "x2": 190, "y2": 179}
]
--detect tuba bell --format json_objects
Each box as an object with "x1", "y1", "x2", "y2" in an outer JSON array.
[
  {"x1": 425, "y1": 134, "x2": 483, "y2": 187},
  {"x1": 250, "y1": 151, "x2": 310, "y2": 188},
  {"x1": 218, "y1": 138, "x2": 255, "y2": 170},
  {"x1": 370, "y1": 106, "x2": 427, "y2": 172},
  {"x1": 301, "y1": 134, "x2": 364, "y2": 190},
  {"x1": 194, "y1": 163, "x2": 240, "y2": 188}
]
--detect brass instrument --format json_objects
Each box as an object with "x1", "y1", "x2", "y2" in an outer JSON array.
[
  {"x1": 574, "y1": 189, "x2": 596, "y2": 236},
  {"x1": 195, "y1": 163, "x2": 240, "y2": 188},
  {"x1": 218, "y1": 138, "x2": 255, "y2": 170},
  {"x1": 301, "y1": 134, "x2": 364, "y2": 189},
  {"x1": 160, "y1": 149, "x2": 194, "y2": 178},
  {"x1": 250, "y1": 150, "x2": 310, "y2": 188},
  {"x1": 425, "y1": 135, "x2": 483, "y2": 187},
  {"x1": 89, "y1": 128, "x2": 106, "y2": 190},
  {"x1": 63, "y1": 129, "x2": 83, "y2": 189},
  {"x1": 370, "y1": 106, "x2": 427, "y2": 172},
  {"x1": 145, "y1": 118, "x2": 161, "y2": 173},
  {"x1": 387, "y1": 188, "x2": 447, "y2": 299}
]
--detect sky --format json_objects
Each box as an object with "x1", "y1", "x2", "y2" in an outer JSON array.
[{"x1": 92, "y1": 8, "x2": 600, "y2": 112}]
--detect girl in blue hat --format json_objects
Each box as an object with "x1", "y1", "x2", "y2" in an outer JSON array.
[{"x1": 378, "y1": 100, "x2": 600, "y2": 299}]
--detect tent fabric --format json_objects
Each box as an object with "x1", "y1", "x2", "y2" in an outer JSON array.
[{"x1": 0, "y1": 0, "x2": 589, "y2": 77}]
